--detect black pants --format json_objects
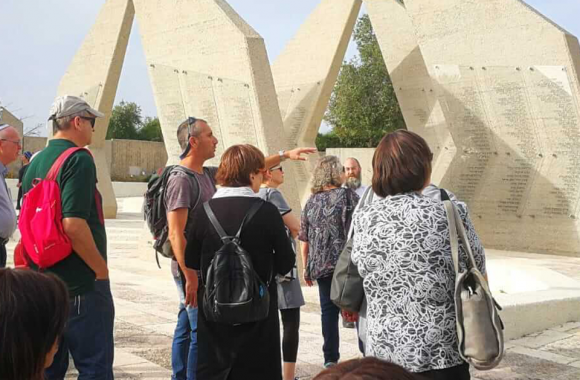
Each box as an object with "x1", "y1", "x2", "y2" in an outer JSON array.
[
  {"x1": 418, "y1": 363, "x2": 470, "y2": 380},
  {"x1": 0, "y1": 242, "x2": 6, "y2": 268},
  {"x1": 280, "y1": 307, "x2": 300, "y2": 362}
]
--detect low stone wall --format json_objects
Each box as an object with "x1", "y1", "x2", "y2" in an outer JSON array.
[{"x1": 19, "y1": 137, "x2": 167, "y2": 182}]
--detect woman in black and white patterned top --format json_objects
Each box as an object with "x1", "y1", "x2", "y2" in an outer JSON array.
[{"x1": 351, "y1": 130, "x2": 486, "y2": 380}]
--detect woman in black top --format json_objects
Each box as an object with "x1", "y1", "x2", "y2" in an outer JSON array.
[{"x1": 185, "y1": 144, "x2": 295, "y2": 380}]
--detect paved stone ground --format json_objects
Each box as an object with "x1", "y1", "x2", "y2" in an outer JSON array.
[{"x1": 6, "y1": 202, "x2": 580, "y2": 379}]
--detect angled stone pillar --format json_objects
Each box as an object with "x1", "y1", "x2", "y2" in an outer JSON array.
[
  {"x1": 133, "y1": 0, "x2": 300, "y2": 211},
  {"x1": 272, "y1": 0, "x2": 362, "y2": 205},
  {"x1": 365, "y1": 0, "x2": 454, "y2": 186},
  {"x1": 396, "y1": 0, "x2": 580, "y2": 255},
  {"x1": 54, "y1": 0, "x2": 135, "y2": 218}
]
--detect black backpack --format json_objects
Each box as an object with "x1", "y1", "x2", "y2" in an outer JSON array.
[
  {"x1": 202, "y1": 200, "x2": 271, "y2": 325},
  {"x1": 144, "y1": 165, "x2": 198, "y2": 265}
]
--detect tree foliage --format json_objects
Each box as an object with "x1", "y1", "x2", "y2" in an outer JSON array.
[
  {"x1": 323, "y1": 14, "x2": 406, "y2": 148},
  {"x1": 106, "y1": 101, "x2": 163, "y2": 142}
]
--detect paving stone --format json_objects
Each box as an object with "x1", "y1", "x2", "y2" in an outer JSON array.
[{"x1": 510, "y1": 330, "x2": 571, "y2": 349}]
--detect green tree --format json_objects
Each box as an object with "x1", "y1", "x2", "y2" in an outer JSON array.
[
  {"x1": 106, "y1": 101, "x2": 142, "y2": 140},
  {"x1": 315, "y1": 131, "x2": 342, "y2": 152},
  {"x1": 138, "y1": 117, "x2": 164, "y2": 142},
  {"x1": 324, "y1": 14, "x2": 405, "y2": 148}
]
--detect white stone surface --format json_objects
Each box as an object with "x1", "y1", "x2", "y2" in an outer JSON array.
[
  {"x1": 272, "y1": 0, "x2": 362, "y2": 205},
  {"x1": 54, "y1": 0, "x2": 136, "y2": 218},
  {"x1": 368, "y1": 0, "x2": 580, "y2": 256}
]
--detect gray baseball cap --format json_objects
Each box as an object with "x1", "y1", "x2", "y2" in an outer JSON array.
[{"x1": 48, "y1": 95, "x2": 105, "y2": 121}]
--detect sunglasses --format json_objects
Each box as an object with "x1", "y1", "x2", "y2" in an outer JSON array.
[
  {"x1": 187, "y1": 117, "x2": 198, "y2": 137},
  {"x1": 79, "y1": 116, "x2": 96, "y2": 129},
  {"x1": 270, "y1": 167, "x2": 283, "y2": 173}
]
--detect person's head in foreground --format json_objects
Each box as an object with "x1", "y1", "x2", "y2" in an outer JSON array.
[
  {"x1": 0, "y1": 268, "x2": 69, "y2": 380},
  {"x1": 311, "y1": 155, "x2": 346, "y2": 194},
  {"x1": 372, "y1": 129, "x2": 433, "y2": 197},
  {"x1": 313, "y1": 357, "x2": 419, "y2": 380},
  {"x1": 216, "y1": 144, "x2": 265, "y2": 192}
]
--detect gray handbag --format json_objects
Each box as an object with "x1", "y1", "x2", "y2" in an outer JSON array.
[
  {"x1": 443, "y1": 195, "x2": 504, "y2": 370},
  {"x1": 331, "y1": 187, "x2": 374, "y2": 313}
]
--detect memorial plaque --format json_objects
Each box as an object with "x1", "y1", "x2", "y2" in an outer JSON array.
[
  {"x1": 212, "y1": 77, "x2": 259, "y2": 148},
  {"x1": 149, "y1": 64, "x2": 187, "y2": 165},
  {"x1": 181, "y1": 70, "x2": 225, "y2": 166}
]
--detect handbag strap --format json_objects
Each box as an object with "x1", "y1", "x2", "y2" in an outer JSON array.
[
  {"x1": 443, "y1": 199, "x2": 479, "y2": 273},
  {"x1": 347, "y1": 186, "x2": 374, "y2": 239},
  {"x1": 204, "y1": 200, "x2": 263, "y2": 242}
]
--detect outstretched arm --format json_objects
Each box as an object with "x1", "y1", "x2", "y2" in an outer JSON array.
[{"x1": 264, "y1": 147, "x2": 317, "y2": 169}]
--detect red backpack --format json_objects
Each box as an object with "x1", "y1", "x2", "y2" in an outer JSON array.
[{"x1": 19, "y1": 147, "x2": 104, "y2": 268}]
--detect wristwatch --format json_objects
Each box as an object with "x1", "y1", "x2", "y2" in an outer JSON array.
[{"x1": 279, "y1": 150, "x2": 287, "y2": 162}]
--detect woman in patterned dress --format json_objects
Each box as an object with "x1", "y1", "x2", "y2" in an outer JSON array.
[
  {"x1": 351, "y1": 130, "x2": 486, "y2": 379},
  {"x1": 298, "y1": 156, "x2": 359, "y2": 368}
]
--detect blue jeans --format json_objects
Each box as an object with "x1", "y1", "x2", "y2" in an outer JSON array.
[
  {"x1": 317, "y1": 275, "x2": 340, "y2": 364},
  {"x1": 171, "y1": 262, "x2": 198, "y2": 380},
  {"x1": 45, "y1": 279, "x2": 115, "y2": 380}
]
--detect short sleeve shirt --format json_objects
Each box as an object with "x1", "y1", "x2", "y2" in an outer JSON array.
[
  {"x1": 164, "y1": 166, "x2": 217, "y2": 238},
  {"x1": 22, "y1": 139, "x2": 106, "y2": 297}
]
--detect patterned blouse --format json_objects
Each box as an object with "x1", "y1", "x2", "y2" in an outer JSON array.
[
  {"x1": 298, "y1": 188, "x2": 359, "y2": 281},
  {"x1": 351, "y1": 192, "x2": 486, "y2": 373}
]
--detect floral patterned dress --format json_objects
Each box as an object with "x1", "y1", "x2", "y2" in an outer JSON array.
[
  {"x1": 298, "y1": 188, "x2": 359, "y2": 281},
  {"x1": 351, "y1": 192, "x2": 486, "y2": 373}
]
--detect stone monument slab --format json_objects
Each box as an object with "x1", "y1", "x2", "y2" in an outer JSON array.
[
  {"x1": 54, "y1": 0, "x2": 135, "y2": 218},
  {"x1": 272, "y1": 0, "x2": 362, "y2": 204},
  {"x1": 370, "y1": 0, "x2": 580, "y2": 255},
  {"x1": 133, "y1": 0, "x2": 300, "y2": 210}
]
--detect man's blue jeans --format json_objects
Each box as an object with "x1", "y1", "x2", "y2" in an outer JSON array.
[
  {"x1": 171, "y1": 262, "x2": 198, "y2": 380},
  {"x1": 317, "y1": 275, "x2": 340, "y2": 364},
  {"x1": 45, "y1": 279, "x2": 115, "y2": 380}
]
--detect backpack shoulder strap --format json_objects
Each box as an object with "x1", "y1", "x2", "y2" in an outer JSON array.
[
  {"x1": 171, "y1": 166, "x2": 201, "y2": 211},
  {"x1": 46, "y1": 147, "x2": 89, "y2": 181},
  {"x1": 204, "y1": 202, "x2": 228, "y2": 241},
  {"x1": 235, "y1": 200, "x2": 264, "y2": 239}
]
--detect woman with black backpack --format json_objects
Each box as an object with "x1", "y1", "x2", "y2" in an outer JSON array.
[{"x1": 185, "y1": 144, "x2": 295, "y2": 380}]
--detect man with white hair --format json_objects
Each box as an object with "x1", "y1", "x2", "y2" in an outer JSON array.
[
  {"x1": 344, "y1": 157, "x2": 367, "y2": 198},
  {"x1": 0, "y1": 124, "x2": 21, "y2": 267},
  {"x1": 22, "y1": 95, "x2": 113, "y2": 380}
]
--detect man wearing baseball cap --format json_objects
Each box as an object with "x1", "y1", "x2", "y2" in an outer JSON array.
[{"x1": 22, "y1": 95, "x2": 114, "y2": 380}]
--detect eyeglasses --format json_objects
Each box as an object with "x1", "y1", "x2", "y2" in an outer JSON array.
[
  {"x1": 1, "y1": 138, "x2": 22, "y2": 147},
  {"x1": 79, "y1": 116, "x2": 96, "y2": 129}
]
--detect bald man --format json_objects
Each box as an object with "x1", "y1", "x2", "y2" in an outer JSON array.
[
  {"x1": 0, "y1": 124, "x2": 21, "y2": 267},
  {"x1": 344, "y1": 157, "x2": 367, "y2": 198}
]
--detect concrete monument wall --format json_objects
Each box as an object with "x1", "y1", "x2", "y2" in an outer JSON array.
[
  {"x1": 107, "y1": 139, "x2": 167, "y2": 181},
  {"x1": 370, "y1": 0, "x2": 580, "y2": 255},
  {"x1": 0, "y1": 107, "x2": 25, "y2": 177},
  {"x1": 272, "y1": 0, "x2": 362, "y2": 205},
  {"x1": 54, "y1": 0, "x2": 135, "y2": 218},
  {"x1": 133, "y1": 0, "x2": 300, "y2": 210}
]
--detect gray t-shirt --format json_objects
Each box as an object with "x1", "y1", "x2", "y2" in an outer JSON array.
[{"x1": 165, "y1": 166, "x2": 217, "y2": 237}]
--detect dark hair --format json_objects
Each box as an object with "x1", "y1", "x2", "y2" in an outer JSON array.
[
  {"x1": 216, "y1": 144, "x2": 265, "y2": 187},
  {"x1": 313, "y1": 357, "x2": 418, "y2": 380},
  {"x1": 0, "y1": 268, "x2": 69, "y2": 380},
  {"x1": 372, "y1": 129, "x2": 433, "y2": 197},
  {"x1": 176, "y1": 117, "x2": 208, "y2": 150}
]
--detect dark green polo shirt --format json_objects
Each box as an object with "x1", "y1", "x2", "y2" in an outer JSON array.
[{"x1": 22, "y1": 139, "x2": 107, "y2": 297}]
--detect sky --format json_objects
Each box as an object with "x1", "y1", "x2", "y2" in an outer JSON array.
[{"x1": 0, "y1": 0, "x2": 579, "y2": 136}]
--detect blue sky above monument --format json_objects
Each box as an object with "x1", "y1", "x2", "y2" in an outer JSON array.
[{"x1": 0, "y1": 0, "x2": 578, "y2": 136}]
